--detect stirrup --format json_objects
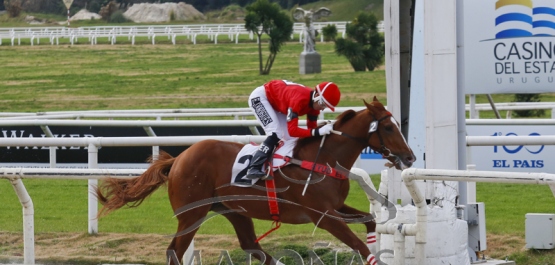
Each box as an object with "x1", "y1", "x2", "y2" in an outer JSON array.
[
  {"x1": 246, "y1": 169, "x2": 265, "y2": 180},
  {"x1": 260, "y1": 171, "x2": 273, "y2": 180},
  {"x1": 246, "y1": 168, "x2": 272, "y2": 180}
]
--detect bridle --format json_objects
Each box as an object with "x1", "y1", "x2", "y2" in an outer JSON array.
[{"x1": 331, "y1": 113, "x2": 393, "y2": 158}]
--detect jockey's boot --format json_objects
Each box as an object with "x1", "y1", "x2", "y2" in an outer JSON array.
[{"x1": 246, "y1": 133, "x2": 280, "y2": 180}]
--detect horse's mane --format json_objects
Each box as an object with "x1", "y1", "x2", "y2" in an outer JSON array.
[{"x1": 292, "y1": 109, "x2": 359, "y2": 156}]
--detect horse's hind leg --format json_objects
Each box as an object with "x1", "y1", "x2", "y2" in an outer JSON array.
[
  {"x1": 221, "y1": 210, "x2": 274, "y2": 265},
  {"x1": 337, "y1": 205, "x2": 377, "y2": 254},
  {"x1": 308, "y1": 211, "x2": 377, "y2": 265},
  {"x1": 167, "y1": 204, "x2": 212, "y2": 265}
]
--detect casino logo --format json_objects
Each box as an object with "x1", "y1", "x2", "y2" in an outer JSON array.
[{"x1": 495, "y1": 0, "x2": 555, "y2": 39}]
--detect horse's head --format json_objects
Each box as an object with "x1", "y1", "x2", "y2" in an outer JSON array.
[
  {"x1": 362, "y1": 97, "x2": 415, "y2": 169},
  {"x1": 333, "y1": 97, "x2": 415, "y2": 170}
]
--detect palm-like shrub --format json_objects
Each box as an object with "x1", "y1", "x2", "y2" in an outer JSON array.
[
  {"x1": 244, "y1": 0, "x2": 293, "y2": 75},
  {"x1": 334, "y1": 12, "x2": 384, "y2": 71},
  {"x1": 322, "y1": 24, "x2": 337, "y2": 41}
]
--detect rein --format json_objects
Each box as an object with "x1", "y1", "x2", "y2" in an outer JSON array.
[{"x1": 331, "y1": 113, "x2": 393, "y2": 158}]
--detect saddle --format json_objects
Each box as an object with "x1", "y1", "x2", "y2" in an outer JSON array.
[{"x1": 230, "y1": 140, "x2": 348, "y2": 186}]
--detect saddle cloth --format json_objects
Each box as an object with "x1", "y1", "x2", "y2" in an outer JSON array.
[{"x1": 230, "y1": 139, "x2": 297, "y2": 187}]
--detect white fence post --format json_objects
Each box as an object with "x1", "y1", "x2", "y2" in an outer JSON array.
[
  {"x1": 10, "y1": 177, "x2": 35, "y2": 264},
  {"x1": 88, "y1": 143, "x2": 98, "y2": 234}
]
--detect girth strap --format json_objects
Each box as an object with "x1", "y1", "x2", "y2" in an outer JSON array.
[
  {"x1": 255, "y1": 166, "x2": 281, "y2": 243},
  {"x1": 277, "y1": 155, "x2": 348, "y2": 180},
  {"x1": 255, "y1": 153, "x2": 349, "y2": 242}
]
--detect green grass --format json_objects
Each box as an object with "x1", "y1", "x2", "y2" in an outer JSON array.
[
  {"x1": 302, "y1": 0, "x2": 384, "y2": 21},
  {"x1": 0, "y1": 42, "x2": 387, "y2": 112},
  {"x1": 477, "y1": 182, "x2": 555, "y2": 235},
  {"x1": 0, "y1": 177, "x2": 372, "y2": 235}
]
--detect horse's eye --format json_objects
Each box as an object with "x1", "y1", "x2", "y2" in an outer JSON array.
[{"x1": 384, "y1": 125, "x2": 394, "y2": 132}]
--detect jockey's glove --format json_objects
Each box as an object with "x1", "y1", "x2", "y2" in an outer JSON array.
[{"x1": 312, "y1": 123, "x2": 334, "y2": 136}]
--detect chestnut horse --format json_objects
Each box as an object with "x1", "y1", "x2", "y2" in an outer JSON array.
[{"x1": 96, "y1": 97, "x2": 415, "y2": 265}]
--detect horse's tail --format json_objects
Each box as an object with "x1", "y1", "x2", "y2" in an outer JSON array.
[{"x1": 96, "y1": 151, "x2": 175, "y2": 217}]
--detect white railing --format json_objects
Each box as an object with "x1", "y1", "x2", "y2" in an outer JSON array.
[
  {"x1": 0, "y1": 102, "x2": 552, "y2": 120},
  {"x1": 4, "y1": 168, "x2": 144, "y2": 265},
  {"x1": 0, "y1": 106, "x2": 363, "y2": 121},
  {"x1": 2, "y1": 114, "x2": 555, "y2": 264},
  {"x1": 0, "y1": 21, "x2": 354, "y2": 46},
  {"x1": 390, "y1": 168, "x2": 555, "y2": 265},
  {"x1": 0, "y1": 135, "x2": 266, "y2": 265},
  {"x1": 466, "y1": 102, "x2": 555, "y2": 119}
]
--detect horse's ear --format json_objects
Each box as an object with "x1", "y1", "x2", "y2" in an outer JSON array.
[
  {"x1": 363, "y1": 99, "x2": 373, "y2": 108},
  {"x1": 363, "y1": 99, "x2": 377, "y2": 115},
  {"x1": 373, "y1": 96, "x2": 379, "y2": 102}
]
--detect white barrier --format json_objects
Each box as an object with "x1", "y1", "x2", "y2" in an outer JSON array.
[
  {"x1": 466, "y1": 135, "x2": 555, "y2": 146},
  {"x1": 2, "y1": 168, "x2": 145, "y2": 265},
  {"x1": 0, "y1": 21, "x2": 353, "y2": 46},
  {"x1": 1, "y1": 103, "x2": 550, "y2": 120},
  {"x1": 373, "y1": 168, "x2": 555, "y2": 265},
  {"x1": 0, "y1": 106, "x2": 364, "y2": 120},
  {"x1": 0, "y1": 135, "x2": 266, "y2": 265}
]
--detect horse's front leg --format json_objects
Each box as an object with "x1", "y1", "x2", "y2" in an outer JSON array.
[
  {"x1": 309, "y1": 211, "x2": 377, "y2": 265},
  {"x1": 336, "y1": 205, "x2": 378, "y2": 256}
]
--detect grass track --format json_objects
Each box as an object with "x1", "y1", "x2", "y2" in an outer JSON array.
[{"x1": 0, "y1": 42, "x2": 388, "y2": 112}]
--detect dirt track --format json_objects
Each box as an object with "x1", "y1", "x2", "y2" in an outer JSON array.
[
  {"x1": 0, "y1": 232, "x2": 353, "y2": 265},
  {"x1": 0, "y1": 232, "x2": 240, "y2": 264},
  {"x1": 0, "y1": 231, "x2": 524, "y2": 264}
]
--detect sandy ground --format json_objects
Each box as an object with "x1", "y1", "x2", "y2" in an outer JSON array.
[
  {"x1": 0, "y1": 231, "x2": 525, "y2": 264},
  {"x1": 0, "y1": 232, "x2": 242, "y2": 264}
]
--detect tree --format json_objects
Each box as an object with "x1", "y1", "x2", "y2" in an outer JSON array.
[
  {"x1": 244, "y1": 0, "x2": 293, "y2": 75},
  {"x1": 99, "y1": 0, "x2": 118, "y2": 21},
  {"x1": 334, "y1": 12, "x2": 384, "y2": 71},
  {"x1": 512, "y1": 94, "x2": 545, "y2": 117},
  {"x1": 4, "y1": 0, "x2": 22, "y2": 17},
  {"x1": 322, "y1": 24, "x2": 337, "y2": 42}
]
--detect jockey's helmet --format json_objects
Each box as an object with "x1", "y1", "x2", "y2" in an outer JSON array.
[{"x1": 313, "y1": 81, "x2": 341, "y2": 111}]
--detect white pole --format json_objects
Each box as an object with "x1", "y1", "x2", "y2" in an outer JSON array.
[
  {"x1": 466, "y1": 164, "x2": 477, "y2": 202},
  {"x1": 469, "y1": 95, "x2": 478, "y2": 118},
  {"x1": 49, "y1": 147, "x2": 56, "y2": 168},
  {"x1": 10, "y1": 177, "x2": 35, "y2": 264},
  {"x1": 467, "y1": 135, "x2": 555, "y2": 146},
  {"x1": 403, "y1": 168, "x2": 555, "y2": 185},
  {"x1": 88, "y1": 143, "x2": 98, "y2": 234},
  {"x1": 393, "y1": 230, "x2": 405, "y2": 265}
]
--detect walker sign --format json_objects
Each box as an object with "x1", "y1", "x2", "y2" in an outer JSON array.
[
  {"x1": 460, "y1": 0, "x2": 555, "y2": 94},
  {"x1": 467, "y1": 125, "x2": 555, "y2": 172}
]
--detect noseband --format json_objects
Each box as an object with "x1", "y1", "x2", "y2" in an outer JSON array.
[{"x1": 332, "y1": 113, "x2": 393, "y2": 158}]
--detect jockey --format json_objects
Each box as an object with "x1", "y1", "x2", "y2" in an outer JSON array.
[{"x1": 246, "y1": 79, "x2": 341, "y2": 180}]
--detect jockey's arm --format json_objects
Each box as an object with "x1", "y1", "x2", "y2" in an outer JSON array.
[
  {"x1": 306, "y1": 114, "x2": 318, "y2": 130},
  {"x1": 287, "y1": 117, "x2": 312, "y2": 138}
]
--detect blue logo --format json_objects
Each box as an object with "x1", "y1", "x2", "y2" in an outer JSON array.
[
  {"x1": 495, "y1": 0, "x2": 555, "y2": 39},
  {"x1": 491, "y1": 132, "x2": 544, "y2": 154}
]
